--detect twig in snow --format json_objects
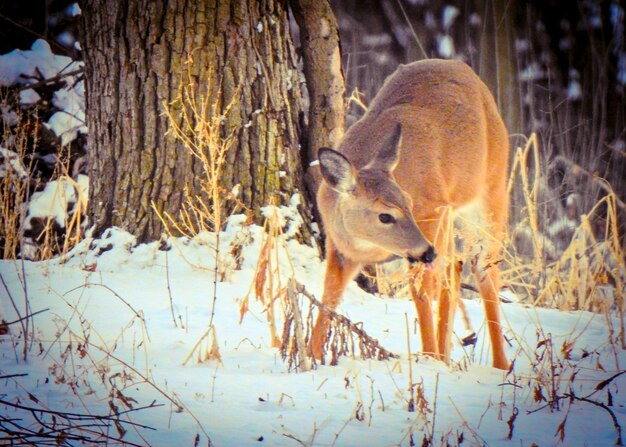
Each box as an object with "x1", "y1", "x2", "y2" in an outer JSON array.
[
  {"x1": 164, "y1": 246, "x2": 178, "y2": 328},
  {"x1": 0, "y1": 307, "x2": 49, "y2": 332},
  {"x1": 565, "y1": 390, "x2": 623, "y2": 446},
  {"x1": 295, "y1": 281, "x2": 398, "y2": 362}
]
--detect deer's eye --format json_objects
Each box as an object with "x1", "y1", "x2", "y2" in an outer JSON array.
[{"x1": 378, "y1": 213, "x2": 395, "y2": 224}]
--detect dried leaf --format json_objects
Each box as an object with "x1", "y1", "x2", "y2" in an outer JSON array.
[
  {"x1": 239, "y1": 298, "x2": 249, "y2": 324},
  {"x1": 561, "y1": 341, "x2": 574, "y2": 360},
  {"x1": 507, "y1": 407, "x2": 519, "y2": 440},
  {"x1": 116, "y1": 390, "x2": 137, "y2": 409},
  {"x1": 114, "y1": 419, "x2": 127, "y2": 438},
  {"x1": 533, "y1": 384, "x2": 546, "y2": 402},
  {"x1": 207, "y1": 329, "x2": 222, "y2": 362},
  {"x1": 595, "y1": 370, "x2": 626, "y2": 391},
  {"x1": 555, "y1": 418, "x2": 567, "y2": 442},
  {"x1": 355, "y1": 401, "x2": 365, "y2": 421}
]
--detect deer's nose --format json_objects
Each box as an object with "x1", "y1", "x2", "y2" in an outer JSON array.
[
  {"x1": 406, "y1": 245, "x2": 436, "y2": 265},
  {"x1": 420, "y1": 246, "x2": 436, "y2": 264}
]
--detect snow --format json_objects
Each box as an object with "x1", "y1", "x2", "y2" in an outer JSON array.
[
  {"x1": 18, "y1": 88, "x2": 41, "y2": 105},
  {"x1": 67, "y1": 2, "x2": 81, "y2": 17},
  {"x1": 26, "y1": 176, "x2": 85, "y2": 225},
  {"x1": 1, "y1": 202, "x2": 624, "y2": 446},
  {"x1": 0, "y1": 28, "x2": 624, "y2": 447},
  {"x1": 56, "y1": 31, "x2": 76, "y2": 47},
  {"x1": 515, "y1": 39, "x2": 530, "y2": 52},
  {"x1": 567, "y1": 69, "x2": 582, "y2": 101},
  {"x1": 584, "y1": 0, "x2": 603, "y2": 29},
  {"x1": 519, "y1": 62, "x2": 545, "y2": 82},
  {"x1": 437, "y1": 35, "x2": 455, "y2": 59},
  {"x1": 617, "y1": 53, "x2": 626, "y2": 85},
  {"x1": 0, "y1": 39, "x2": 85, "y2": 145},
  {"x1": 46, "y1": 78, "x2": 87, "y2": 146},
  {"x1": 567, "y1": 80, "x2": 582, "y2": 100},
  {"x1": 0, "y1": 40, "x2": 80, "y2": 86},
  {"x1": 442, "y1": 6, "x2": 460, "y2": 31},
  {"x1": 1, "y1": 102, "x2": 18, "y2": 126},
  {"x1": 0, "y1": 147, "x2": 28, "y2": 179},
  {"x1": 469, "y1": 13, "x2": 481, "y2": 27}
]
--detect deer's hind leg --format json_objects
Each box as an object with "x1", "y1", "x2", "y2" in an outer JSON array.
[{"x1": 472, "y1": 187, "x2": 509, "y2": 370}]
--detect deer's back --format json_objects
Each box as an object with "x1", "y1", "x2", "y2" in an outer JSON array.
[{"x1": 339, "y1": 59, "x2": 509, "y2": 218}]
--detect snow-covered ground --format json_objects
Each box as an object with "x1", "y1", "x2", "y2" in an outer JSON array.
[{"x1": 1, "y1": 206, "x2": 624, "y2": 447}]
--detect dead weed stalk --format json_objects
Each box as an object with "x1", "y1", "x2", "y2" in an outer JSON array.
[
  {"x1": 1, "y1": 103, "x2": 35, "y2": 259},
  {"x1": 240, "y1": 202, "x2": 293, "y2": 350},
  {"x1": 156, "y1": 54, "x2": 245, "y2": 364},
  {"x1": 1, "y1": 99, "x2": 87, "y2": 261}
]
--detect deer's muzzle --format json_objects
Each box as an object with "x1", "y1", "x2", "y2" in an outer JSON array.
[{"x1": 407, "y1": 245, "x2": 437, "y2": 267}]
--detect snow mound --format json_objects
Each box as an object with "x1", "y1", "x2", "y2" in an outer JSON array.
[{"x1": 0, "y1": 39, "x2": 86, "y2": 145}]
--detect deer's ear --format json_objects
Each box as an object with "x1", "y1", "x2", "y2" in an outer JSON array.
[
  {"x1": 318, "y1": 148, "x2": 356, "y2": 194},
  {"x1": 375, "y1": 122, "x2": 402, "y2": 171}
]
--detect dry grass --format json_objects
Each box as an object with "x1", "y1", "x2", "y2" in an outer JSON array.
[
  {"x1": 240, "y1": 203, "x2": 399, "y2": 370},
  {"x1": 240, "y1": 202, "x2": 292, "y2": 349},
  {"x1": 2, "y1": 280, "x2": 215, "y2": 446},
  {"x1": 1, "y1": 100, "x2": 37, "y2": 259},
  {"x1": 1, "y1": 96, "x2": 87, "y2": 261},
  {"x1": 505, "y1": 134, "x2": 624, "y2": 328},
  {"x1": 156, "y1": 56, "x2": 243, "y2": 240},
  {"x1": 156, "y1": 55, "x2": 247, "y2": 366}
]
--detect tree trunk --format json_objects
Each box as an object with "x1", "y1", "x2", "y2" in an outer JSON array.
[
  {"x1": 476, "y1": 0, "x2": 521, "y2": 135},
  {"x1": 291, "y1": 0, "x2": 345, "y2": 196},
  {"x1": 80, "y1": 0, "x2": 310, "y2": 242}
]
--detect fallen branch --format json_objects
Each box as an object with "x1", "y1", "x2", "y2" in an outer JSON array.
[
  {"x1": 566, "y1": 390, "x2": 623, "y2": 446},
  {"x1": 294, "y1": 281, "x2": 398, "y2": 361},
  {"x1": 1, "y1": 307, "x2": 49, "y2": 330}
]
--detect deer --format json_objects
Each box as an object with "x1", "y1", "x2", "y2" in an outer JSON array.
[{"x1": 309, "y1": 59, "x2": 510, "y2": 370}]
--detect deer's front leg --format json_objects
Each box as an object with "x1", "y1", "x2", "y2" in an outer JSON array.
[{"x1": 309, "y1": 241, "x2": 361, "y2": 361}]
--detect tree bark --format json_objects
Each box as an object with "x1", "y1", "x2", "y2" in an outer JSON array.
[
  {"x1": 476, "y1": 0, "x2": 521, "y2": 135},
  {"x1": 291, "y1": 0, "x2": 345, "y2": 195},
  {"x1": 80, "y1": 0, "x2": 310, "y2": 242}
]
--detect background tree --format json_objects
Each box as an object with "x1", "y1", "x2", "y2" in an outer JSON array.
[
  {"x1": 79, "y1": 0, "x2": 318, "y2": 242},
  {"x1": 291, "y1": 0, "x2": 345, "y2": 197}
]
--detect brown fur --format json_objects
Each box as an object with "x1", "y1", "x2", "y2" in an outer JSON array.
[{"x1": 310, "y1": 59, "x2": 510, "y2": 370}]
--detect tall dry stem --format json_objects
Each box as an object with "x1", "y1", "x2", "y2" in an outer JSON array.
[
  {"x1": 1, "y1": 102, "x2": 38, "y2": 259},
  {"x1": 157, "y1": 54, "x2": 243, "y2": 238},
  {"x1": 156, "y1": 54, "x2": 244, "y2": 364}
]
